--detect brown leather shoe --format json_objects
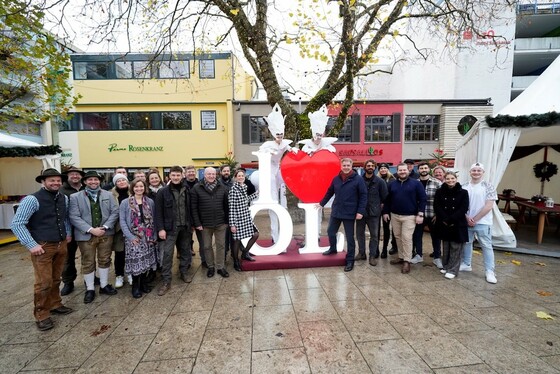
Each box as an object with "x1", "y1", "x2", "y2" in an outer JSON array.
[
  {"x1": 50, "y1": 305, "x2": 74, "y2": 315},
  {"x1": 36, "y1": 317, "x2": 54, "y2": 331},
  {"x1": 354, "y1": 253, "x2": 366, "y2": 261},
  {"x1": 180, "y1": 273, "x2": 192, "y2": 284},
  {"x1": 157, "y1": 283, "x2": 171, "y2": 296},
  {"x1": 390, "y1": 258, "x2": 404, "y2": 265},
  {"x1": 401, "y1": 261, "x2": 411, "y2": 274},
  {"x1": 369, "y1": 257, "x2": 377, "y2": 266}
]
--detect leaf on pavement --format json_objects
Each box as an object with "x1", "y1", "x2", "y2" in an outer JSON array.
[
  {"x1": 537, "y1": 290, "x2": 553, "y2": 297},
  {"x1": 504, "y1": 252, "x2": 513, "y2": 255},
  {"x1": 536, "y1": 311, "x2": 554, "y2": 320},
  {"x1": 535, "y1": 262, "x2": 546, "y2": 266},
  {"x1": 496, "y1": 260, "x2": 506, "y2": 264},
  {"x1": 473, "y1": 249, "x2": 481, "y2": 255},
  {"x1": 511, "y1": 260, "x2": 522, "y2": 266}
]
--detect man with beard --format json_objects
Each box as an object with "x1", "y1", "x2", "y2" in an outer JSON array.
[
  {"x1": 319, "y1": 158, "x2": 367, "y2": 272},
  {"x1": 219, "y1": 165, "x2": 235, "y2": 259},
  {"x1": 59, "y1": 166, "x2": 85, "y2": 296},
  {"x1": 382, "y1": 163, "x2": 427, "y2": 274},
  {"x1": 11, "y1": 169, "x2": 74, "y2": 331},
  {"x1": 403, "y1": 159, "x2": 419, "y2": 180},
  {"x1": 411, "y1": 162, "x2": 442, "y2": 268},
  {"x1": 69, "y1": 171, "x2": 119, "y2": 303},
  {"x1": 154, "y1": 165, "x2": 194, "y2": 295},
  {"x1": 355, "y1": 159, "x2": 388, "y2": 266}
]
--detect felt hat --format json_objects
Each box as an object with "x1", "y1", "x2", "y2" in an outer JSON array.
[
  {"x1": 403, "y1": 159, "x2": 415, "y2": 164},
  {"x1": 63, "y1": 166, "x2": 85, "y2": 177},
  {"x1": 81, "y1": 170, "x2": 103, "y2": 183},
  {"x1": 35, "y1": 168, "x2": 67, "y2": 183}
]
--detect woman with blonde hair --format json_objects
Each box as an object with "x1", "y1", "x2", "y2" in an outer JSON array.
[{"x1": 377, "y1": 163, "x2": 398, "y2": 258}]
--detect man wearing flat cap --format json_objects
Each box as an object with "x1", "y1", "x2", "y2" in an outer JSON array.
[
  {"x1": 59, "y1": 166, "x2": 85, "y2": 296},
  {"x1": 403, "y1": 159, "x2": 419, "y2": 180},
  {"x1": 11, "y1": 168, "x2": 74, "y2": 331},
  {"x1": 69, "y1": 170, "x2": 120, "y2": 303}
]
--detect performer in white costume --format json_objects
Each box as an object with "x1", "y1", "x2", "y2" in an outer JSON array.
[
  {"x1": 259, "y1": 104, "x2": 297, "y2": 244},
  {"x1": 299, "y1": 104, "x2": 337, "y2": 155}
]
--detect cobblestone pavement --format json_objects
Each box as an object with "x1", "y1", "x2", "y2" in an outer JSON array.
[{"x1": 1, "y1": 212, "x2": 560, "y2": 373}]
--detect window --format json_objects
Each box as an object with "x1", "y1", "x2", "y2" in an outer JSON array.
[
  {"x1": 74, "y1": 62, "x2": 109, "y2": 79},
  {"x1": 133, "y1": 61, "x2": 151, "y2": 79},
  {"x1": 365, "y1": 115, "x2": 392, "y2": 142},
  {"x1": 163, "y1": 112, "x2": 192, "y2": 130},
  {"x1": 118, "y1": 113, "x2": 153, "y2": 130},
  {"x1": 327, "y1": 116, "x2": 359, "y2": 143},
  {"x1": 199, "y1": 59, "x2": 215, "y2": 78},
  {"x1": 159, "y1": 60, "x2": 189, "y2": 78},
  {"x1": 405, "y1": 115, "x2": 440, "y2": 141},
  {"x1": 80, "y1": 113, "x2": 110, "y2": 130},
  {"x1": 249, "y1": 116, "x2": 269, "y2": 144},
  {"x1": 115, "y1": 61, "x2": 133, "y2": 78}
]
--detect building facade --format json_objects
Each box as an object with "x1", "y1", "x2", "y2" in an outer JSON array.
[
  {"x1": 60, "y1": 52, "x2": 255, "y2": 177},
  {"x1": 232, "y1": 100, "x2": 493, "y2": 165}
]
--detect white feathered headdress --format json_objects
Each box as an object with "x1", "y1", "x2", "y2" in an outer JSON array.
[
  {"x1": 308, "y1": 104, "x2": 329, "y2": 139},
  {"x1": 265, "y1": 103, "x2": 286, "y2": 138}
]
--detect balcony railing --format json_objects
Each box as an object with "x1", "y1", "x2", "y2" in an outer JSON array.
[{"x1": 517, "y1": 1, "x2": 560, "y2": 14}]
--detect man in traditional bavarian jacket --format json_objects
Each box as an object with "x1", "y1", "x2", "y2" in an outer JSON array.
[
  {"x1": 11, "y1": 169, "x2": 74, "y2": 331},
  {"x1": 69, "y1": 170, "x2": 120, "y2": 304}
]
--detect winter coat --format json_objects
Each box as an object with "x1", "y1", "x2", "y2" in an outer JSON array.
[
  {"x1": 320, "y1": 171, "x2": 367, "y2": 220},
  {"x1": 154, "y1": 184, "x2": 193, "y2": 233},
  {"x1": 434, "y1": 182, "x2": 470, "y2": 243},
  {"x1": 228, "y1": 182, "x2": 258, "y2": 240},
  {"x1": 191, "y1": 180, "x2": 229, "y2": 228},
  {"x1": 363, "y1": 174, "x2": 388, "y2": 217}
]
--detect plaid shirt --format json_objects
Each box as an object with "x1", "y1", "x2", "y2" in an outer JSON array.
[{"x1": 422, "y1": 177, "x2": 442, "y2": 218}]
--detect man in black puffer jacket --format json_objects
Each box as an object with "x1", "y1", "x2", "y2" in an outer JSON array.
[{"x1": 191, "y1": 167, "x2": 229, "y2": 278}]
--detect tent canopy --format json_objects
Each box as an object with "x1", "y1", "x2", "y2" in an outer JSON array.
[
  {"x1": 455, "y1": 55, "x2": 560, "y2": 248},
  {"x1": 0, "y1": 133, "x2": 44, "y2": 148}
]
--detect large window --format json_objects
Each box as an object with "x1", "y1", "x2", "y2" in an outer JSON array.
[
  {"x1": 327, "y1": 116, "x2": 359, "y2": 143},
  {"x1": 118, "y1": 113, "x2": 153, "y2": 130},
  {"x1": 158, "y1": 60, "x2": 189, "y2": 78},
  {"x1": 249, "y1": 116, "x2": 268, "y2": 144},
  {"x1": 80, "y1": 113, "x2": 110, "y2": 130},
  {"x1": 365, "y1": 115, "x2": 392, "y2": 142},
  {"x1": 163, "y1": 112, "x2": 192, "y2": 130},
  {"x1": 74, "y1": 62, "x2": 109, "y2": 79},
  {"x1": 405, "y1": 115, "x2": 440, "y2": 141}
]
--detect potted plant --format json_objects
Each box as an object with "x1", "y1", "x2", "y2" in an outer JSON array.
[{"x1": 531, "y1": 194, "x2": 547, "y2": 207}]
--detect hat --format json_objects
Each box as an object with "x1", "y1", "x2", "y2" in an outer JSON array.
[
  {"x1": 63, "y1": 166, "x2": 85, "y2": 177},
  {"x1": 403, "y1": 159, "x2": 415, "y2": 164},
  {"x1": 81, "y1": 170, "x2": 103, "y2": 183},
  {"x1": 35, "y1": 168, "x2": 67, "y2": 183},
  {"x1": 470, "y1": 162, "x2": 485, "y2": 171},
  {"x1": 113, "y1": 174, "x2": 128, "y2": 186},
  {"x1": 378, "y1": 163, "x2": 390, "y2": 169}
]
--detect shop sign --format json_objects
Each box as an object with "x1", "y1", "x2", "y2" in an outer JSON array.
[
  {"x1": 108, "y1": 143, "x2": 164, "y2": 152},
  {"x1": 338, "y1": 146, "x2": 383, "y2": 157}
]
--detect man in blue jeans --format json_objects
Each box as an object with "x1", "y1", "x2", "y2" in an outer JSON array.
[{"x1": 460, "y1": 162, "x2": 498, "y2": 284}]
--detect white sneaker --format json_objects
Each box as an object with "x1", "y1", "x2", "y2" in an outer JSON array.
[
  {"x1": 459, "y1": 263, "x2": 472, "y2": 272},
  {"x1": 432, "y1": 258, "x2": 443, "y2": 269},
  {"x1": 410, "y1": 254, "x2": 423, "y2": 264},
  {"x1": 127, "y1": 274, "x2": 133, "y2": 285},
  {"x1": 486, "y1": 271, "x2": 497, "y2": 284},
  {"x1": 115, "y1": 275, "x2": 124, "y2": 288},
  {"x1": 444, "y1": 273, "x2": 456, "y2": 279},
  {"x1": 440, "y1": 269, "x2": 447, "y2": 274}
]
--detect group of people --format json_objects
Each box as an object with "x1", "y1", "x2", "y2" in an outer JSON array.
[
  {"x1": 11, "y1": 164, "x2": 260, "y2": 331},
  {"x1": 319, "y1": 158, "x2": 498, "y2": 286}
]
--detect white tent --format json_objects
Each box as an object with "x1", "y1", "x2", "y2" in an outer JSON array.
[
  {"x1": 0, "y1": 132, "x2": 44, "y2": 148},
  {"x1": 455, "y1": 56, "x2": 560, "y2": 248}
]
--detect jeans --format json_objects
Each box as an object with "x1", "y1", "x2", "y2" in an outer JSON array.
[
  {"x1": 161, "y1": 226, "x2": 192, "y2": 283},
  {"x1": 390, "y1": 214, "x2": 416, "y2": 262},
  {"x1": 463, "y1": 224, "x2": 494, "y2": 272},
  {"x1": 412, "y1": 216, "x2": 441, "y2": 258},
  {"x1": 327, "y1": 216, "x2": 356, "y2": 264},
  {"x1": 78, "y1": 236, "x2": 113, "y2": 274},
  {"x1": 356, "y1": 215, "x2": 380, "y2": 257},
  {"x1": 32, "y1": 241, "x2": 67, "y2": 321},
  {"x1": 202, "y1": 224, "x2": 227, "y2": 270}
]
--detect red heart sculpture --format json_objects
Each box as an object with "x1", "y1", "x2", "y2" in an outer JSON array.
[{"x1": 281, "y1": 150, "x2": 340, "y2": 203}]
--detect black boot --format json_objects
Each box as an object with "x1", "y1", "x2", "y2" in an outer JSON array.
[
  {"x1": 241, "y1": 232, "x2": 258, "y2": 262},
  {"x1": 131, "y1": 276, "x2": 142, "y2": 298},
  {"x1": 233, "y1": 241, "x2": 242, "y2": 271},
  {"x1": 241, "y1": 250, "x2": 255, "y2": 262},
  {"x1": 140, "y1": 273, "x2": 152, "y2": 294},
  {"x1": 145, "y1": 269, "x2": 156, "y2": 284},
  {"x1": 381, "y1": 248, "x2": 388, "y2": 259}
]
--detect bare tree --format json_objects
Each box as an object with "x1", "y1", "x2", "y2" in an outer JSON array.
[{"x1": 44, "y1": 0, "x2": 513, "y2": 138}]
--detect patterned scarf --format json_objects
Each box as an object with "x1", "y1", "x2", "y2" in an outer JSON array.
[
  {"x1": 85, "y1": 187, "x2": 100, "y2": 202},
  {"x1": 128, "y1": 196, "x2": 154, "y2": 239}
]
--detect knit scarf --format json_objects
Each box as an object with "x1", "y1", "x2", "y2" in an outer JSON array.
[
  {"x1": 339, "y1": 169, "x2": 354, "y2": 183},
  {"x1": 85, "y1": 187, "x2": 100, "y2": 202},
  {"x1": 128, "y1": 196, "x2": 154, "y2": 239}
]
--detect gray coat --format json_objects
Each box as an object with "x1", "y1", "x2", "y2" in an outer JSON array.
[{"x1": 69, "y1": 190, "x2": 119, "y2": 241}]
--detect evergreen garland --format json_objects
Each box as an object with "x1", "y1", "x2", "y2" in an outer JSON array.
[
  {"x1": 486, "y1": 112, "x2": 560, "y2": 128},
  {"x1": 533, "y1": 161, "x2": 558, "y2": 182},
  {"x1": 0, "y1": 145, "x2": 62, "y2": 158}
]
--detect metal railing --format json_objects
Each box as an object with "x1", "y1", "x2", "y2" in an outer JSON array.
[{"x1": 517, "y1": 1, "x2": 560, "y2": 14}]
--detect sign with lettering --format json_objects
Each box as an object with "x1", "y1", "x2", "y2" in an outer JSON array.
[{"x1": 107, "y1": 143, "x2": 164, "y2": 152}]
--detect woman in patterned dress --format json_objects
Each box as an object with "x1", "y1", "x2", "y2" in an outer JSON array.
[
  {"x1": 228, "y1": 168, "x2": 259, "y2": 271},
  {"x1": 119, "y1": 178, "x2": 157, "y2": 298}
]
